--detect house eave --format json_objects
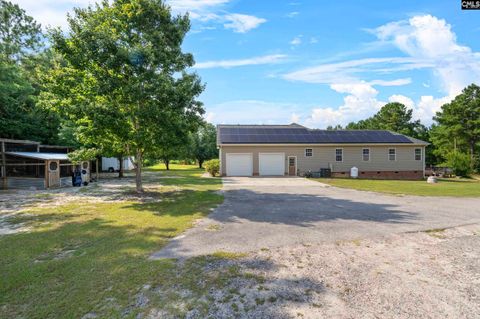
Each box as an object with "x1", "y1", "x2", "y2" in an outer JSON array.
[{"x1": 218, "y1": 143, "x2": 429, "y2": 147}]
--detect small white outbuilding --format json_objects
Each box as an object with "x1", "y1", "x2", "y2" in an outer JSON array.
[{"x1": 101, "y1": 157, "x2": 135, "y2": 172}]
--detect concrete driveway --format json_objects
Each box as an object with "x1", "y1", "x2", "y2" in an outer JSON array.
[{"x1": 151, "y1": 177, "x2": 480, "y2": 259}]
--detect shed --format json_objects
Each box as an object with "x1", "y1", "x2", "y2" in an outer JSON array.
[{"x1": 1, "y1": 139, "x2": 90, "y2": 189}]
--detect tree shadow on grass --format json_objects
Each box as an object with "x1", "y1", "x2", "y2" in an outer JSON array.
[
  {"x1": 124, "y1": 189, "x2": 223, "y2": 217},
  {"x1": 1, "y1": 210, "x2": 327, "y2": 319}
]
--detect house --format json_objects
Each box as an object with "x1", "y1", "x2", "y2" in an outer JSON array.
[
  {"x1": 0, "y1": 138, "x2": 93, "y2": 189},
  {"x1": 216, "y1": 124, "x2": 428, "y2": 179}
]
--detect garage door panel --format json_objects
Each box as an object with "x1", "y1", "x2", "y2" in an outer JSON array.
[
  {"x1": 259, "y1": 153, "x2": 285, "y2": 176},
  {"x1": 226, "y1": 153, "x2": 253, "y2": 176}
]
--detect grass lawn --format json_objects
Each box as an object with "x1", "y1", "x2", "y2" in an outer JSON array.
[
  {"x1": 0, "y1": 164, "x2": 225, "y2": 318},
  {"x1": 317, "y1": 177, "x2": 480, "y2": 197}
]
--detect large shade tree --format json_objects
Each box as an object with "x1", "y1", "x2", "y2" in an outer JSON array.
[
  {"x1": 0, "y1": 0, "x2": 61, "y2": 143},
  {"x1": 346, "y1": 102, "x2": 427, "y2": 138},
  {"x1": 42, "y1": 0, "x2": 204, "y2": 192},
  {"x1": 189, "y1": 122, "x2": 218, "y2": 168},
  {"x1": 431, "y1": 83, "x2": 480, "y2": 166}
]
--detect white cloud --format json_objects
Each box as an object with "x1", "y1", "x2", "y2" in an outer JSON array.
[
  {"x1": 284, "y1": 14, "x2": 480, "y2": 126},
  {"x1": 195, "y1": 54, "x2": 287, "y2": 69},
  {"x1": 168, "y1": 0, "x2": 229, "y2": 12},
  {"x1": 369, "y1": 78, "x2": 412, "y2": 86},
  {"x1": 305, "y1": 82, "x2": 384, "y2": 128},
  {"x1": 290, "y1": 36, "x2": 302, "y2": 46},
  {"x1": 290, "y1": 113, "x2": 300, "y2": 123},
  {"x1": 11, "y1": 0, "x2": 93, "y2": 29},
  {"x1": 204, "y1": 111, "x2": 216, "y2": 123},
  {"x1": 283, "y1": 57, "x2": 426, "y2": 85},
  {"x1": 286, "y1": 11, "x2": 299, "y2": 18},
  {"x1": 15, "y1": 0, "x2": 267, "y2": 33},
  {"x1": 373, "y1": 14, "x2": 480, "y2": 96},
  {"x1": 388, "y1": 94, "x2": 414, "y2": 109},
  {"x1": 170, "y1": 1, "x2": 266, "y2": 33},
  {"x1": 310, "y1": 37, "x2": 318, "y2": 44},
  {"x1": 414, "y1": 95, "x2": 451, "y2": 123},
  {"x1": 205, "y1": 100, "x2": 304, "y2": 124},
  {"x1": 223, "y1": 14, "x2": 266, "y2": 33}
]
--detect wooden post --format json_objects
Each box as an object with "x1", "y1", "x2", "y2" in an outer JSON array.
[
  {"x1": 1, "y1": 141, "x2": 7, "y2": 190},
  {"x1": 96, "y1": 159, "x2": 99, "y2": 181},
  {"x1": 44, "y1": 160, "x2": 49, "y2": 189}
]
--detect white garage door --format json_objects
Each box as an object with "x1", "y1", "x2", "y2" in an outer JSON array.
[
  {"x1": 259, "y1": 153, "x2": 285, "y2": 176},
  {"x1": 226, "y1": 153, "x2": 253, "y2": 176}
]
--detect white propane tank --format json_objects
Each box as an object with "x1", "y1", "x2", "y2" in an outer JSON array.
[
  {"x1": 350, "y1": 166, "x2": 358, "y2": 178},
  {"x1": 427, "y1": 176, "x2": 438, "y2": 184}
]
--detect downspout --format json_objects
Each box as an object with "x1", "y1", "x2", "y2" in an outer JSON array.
[
  {"x1": 423, "y1": 146, "x2": 426, "y2": 178},
  {"x1": 218, "y1": 146, "x2": 222, "y2": 176}
]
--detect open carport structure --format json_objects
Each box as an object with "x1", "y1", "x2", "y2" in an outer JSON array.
[{"x1": 0, "y1": 138, "x2": 90, "y2": 190}]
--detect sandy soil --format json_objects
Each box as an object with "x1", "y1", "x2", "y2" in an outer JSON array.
[
  {"x1": 0, "y1": 172, "x2": 162, "y2": 234},
  {"x1": 143, "y1": 224, "x2": 480, "y2": 319}
]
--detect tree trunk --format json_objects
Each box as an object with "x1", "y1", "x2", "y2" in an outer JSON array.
[
  {"x1": 135, "y1": 150, "x2": 143, "y2": 193},
  {"x1": 118, "y1": 156, "x2": 124, "y2": 178},
  {"x1": 164, "y1": 159, "x2": 170, "y2": 170},
  {"x1": 470, "y1": 140, "x2": 476, "y2": 168},
  {"x1": 198, "y1": 159, "x2": 203, "y2": 169}
]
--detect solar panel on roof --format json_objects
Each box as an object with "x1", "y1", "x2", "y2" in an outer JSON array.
[{"x1": 219, "y1": 126, "x2": 416, "y2": 144}]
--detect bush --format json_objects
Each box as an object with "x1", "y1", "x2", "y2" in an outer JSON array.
[
  {"x1": 204, "y1": 159, "x2": 220, "y2": 177},
  {"x1": 446, "y1": 151, "x2": 473, "y2": 177}
]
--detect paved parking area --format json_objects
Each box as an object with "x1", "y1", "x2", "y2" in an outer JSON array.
[{"x1": 152, "y1": 177, "x2": 480, "y2": 259}]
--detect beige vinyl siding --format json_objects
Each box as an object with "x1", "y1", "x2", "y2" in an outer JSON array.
[{"x1": 220, "y1": 145, "x2": 424, "y2": 175}]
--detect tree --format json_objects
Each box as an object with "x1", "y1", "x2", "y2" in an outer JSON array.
[
  {"x1": 326, "y1": 124, "x2": 343, "y2": 130},
  {"x1": 0, "y1": 1, "x2": 61, "y2": 144},
  {"x1": 189, "y1": 123, "x2": 218, "y2": 168},
  {"x1": 42, "y1": 0, "x2": 204, "y2": 192},
  {"x1": 345, "y1": 102, "x2": 437, "y2": 165},
  {"x1": 432, "y1": 84, "x2": 480, "y2": 166},
  {"x1": 0, "y1": 0, "x2": 42, "y2": 61},
  {"x1": 346, "y1": 102, "x2": 426, "y2": 138}
]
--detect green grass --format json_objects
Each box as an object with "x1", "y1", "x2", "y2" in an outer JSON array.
[
  {"x1": 316, "y1": 177, "x2": 480, "y2": 197},
  {"x1": 0, "y1": 165, "x2": 223, "y2": 318}
]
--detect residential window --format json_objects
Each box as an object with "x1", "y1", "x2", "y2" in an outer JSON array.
[
  {"x1": 388, "y1": 148, "x2": 396, "y2": 161},
  {"x1": 335, "y1": 148, "x2": 343, "y2": 162},
  {"x1": 415, "y1": 148, "x2": 422, "y2": 161},
  {"x1": 362, "y1": 148, "x2": 370, "y2": 161},
  {"x1": 305, "y1": 148, "x2": 313, "y2": 157}
]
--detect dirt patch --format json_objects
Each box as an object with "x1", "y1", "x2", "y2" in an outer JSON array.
[
  {"x1": 137, "y1": 224, "x2": 480, "y2": 318},
  {"x1": 0, "y1": 170, "x2": 189, "y2": 235}
]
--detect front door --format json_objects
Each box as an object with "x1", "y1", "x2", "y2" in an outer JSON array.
[{"x1": 288, "y1": 157, "x2": 296, "y2": 176}]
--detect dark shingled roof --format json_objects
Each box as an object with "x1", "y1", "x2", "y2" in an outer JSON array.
[{"x1": 217, "y1": 124, "x2": 429, "y2": 145}]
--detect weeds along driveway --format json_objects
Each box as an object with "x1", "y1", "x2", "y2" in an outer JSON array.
[{"x1": 152, "y1": 177, "x2": 480, "y2": 259}]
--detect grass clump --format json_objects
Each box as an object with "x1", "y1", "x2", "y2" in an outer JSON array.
[{"x1": 0, "y1": 165, "x2": 223, "y2": 318}]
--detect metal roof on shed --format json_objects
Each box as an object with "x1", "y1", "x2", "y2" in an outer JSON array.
[
  {"x1": 5, "y1": 152, "x2": 70, "y2": 160},
  {"x1": 217, "y1": 124, "x2": 429, "y2": 145}
]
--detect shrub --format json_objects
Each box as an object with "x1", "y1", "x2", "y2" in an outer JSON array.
[
  {"x1": 446, "y1": 151, "x2": 473, "y2": 177},
  {"x1": 204, "y1": 159, "x2": 220, "y2": 177}
]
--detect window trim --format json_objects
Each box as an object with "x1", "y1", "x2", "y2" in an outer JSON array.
[
  {"x1": 335, "y1": 148, "x2": 343, "y2": 162},
  {"x1": 388, "y1": 148, "x2": 396, "y2": 161},
  {"x1": 414, "y1": 148, "x2": 422, "y2": 161},
  {"x1": 305, "y1": 148, "x2": 313, "y2": 157},
  {"x1": 362, "y1": 148, "x2": 370, "y2": 162}
]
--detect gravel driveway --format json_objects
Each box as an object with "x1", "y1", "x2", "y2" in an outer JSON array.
[{"x1": 151, "y1": 177, "x2": 480, "y2": 259}]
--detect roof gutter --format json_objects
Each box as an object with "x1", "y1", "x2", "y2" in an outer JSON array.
[{"x1": 218, "y1": 143, "x2": 429, "y2": 147}]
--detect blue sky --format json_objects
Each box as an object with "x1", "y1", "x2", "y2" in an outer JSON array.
[{"x1": 13, "y1": 0, "x2": 480, "y2": 128}]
